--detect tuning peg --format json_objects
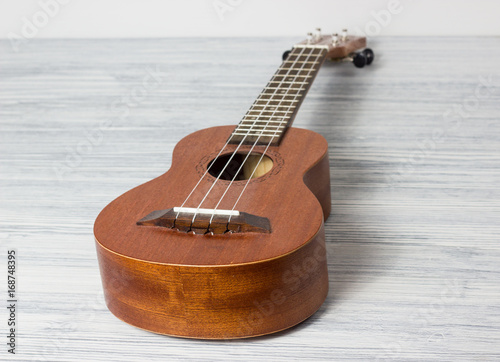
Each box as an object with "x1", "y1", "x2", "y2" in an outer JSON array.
[
  {"x1": 331, "y1": 33, "x2": 339, "y2": 46},
  {"x1": 341, "y1": 28, "x2": 348, "y2": 42},
  {"x1": 352, "y1": 52, "x2": 366, "y2": 68},
  {"x1": 363, "y1": 48, "x2": 375, "y2": 65},
  {"x1": 306, "y1": 32, "x2": 313, "y2": 44},
  {"x1": 315, "y1": 28, "x2": 322, "y2": 41}
]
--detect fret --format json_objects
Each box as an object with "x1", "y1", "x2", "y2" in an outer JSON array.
[
  {"x1": 256, "y1": 94, "x2": 298, "y2": 100},
  {"x1": 251, "y1": 101, "x2": 297, "y2": 107},
  {"x1": 282, "y1": 60, "x2": 318, "y2": 64},
  {"x1": 237, "y1": 123, "x2": 285, "y2": 128},
  {"x1": 237, "y1": 120, "x2": 287, "y2": 126},
  {"x1": 245, "y1": 112, "x2": 293, "y2": 118},
  {"x1": 236, "y1": 125, "x2": 286, "y2": 131},
  {"x1": 240, "y1": 120, "x2": 288, "y2": 124},
  {"x1": 253, "y1": 99, "x2": 297, "y2": 104},
  {"x1": 260, "y1": 95, "x2": 301, "y2": 102},
  {"x1": 275, "y1": 70, "x2": 318, "y2": 77},
  {"x1": 288, "y1": 49, "x2": 325, "y2": 56},
  {"x1": 238, "y1": 126, "x2": 286, "y2": 132},
  {"x1": 277, "y1": 67, "x2": 316, "y2": 71},
  {"x1": 249, "y1": 104, "x2": 294, "y2": 109},
  {"x1": 256, "y1": 99, "x2": 299, "y2": 105},
  {"x1": 233, "y1": 132, "x2": 284, "y2": 138},
  {"x1": 262, "y1": 86, "x2": 305, "y2": 91},
  {"x1": 284, "y1": 57, "x2": 318, "y2": 63},
  {"x1": 232, "y1": 132, "x2": 281, "y2": 137},
  {"x1": 243, "y1": 119, "x2": 290, "y2": 124},
  {"x1": 244, "y1": 113, "x2": 290, "y2": 118},
  {"x1": 251, "y1": 107, "x2": 293, "y2": 114},
  {"x1": 233, "y1": 133, "x2": 284, "y2": 138},
  {"x1": 284, "y1": 54, "x2": 323, "y2": 62},
  {"x1": 268, "y1": 81, "x2": 309, "y2": 85},
  {"x1": 291, "y1": 47, "x2": 327, "y2": 55},
  {"x1": 272, "y1": 75, "x2": 312, "y2": 80},
  {"x1": 247, "y1": 108, "x2": 294, "y2": 113},
  {"x1": 261, "y1": 87, "x2": 305, "y2": 95},
  {"x1": 234, "y1": 130, "x2": 285, "y2": 136},
  {"x1": 242, "y1": 114, "x2": 287, "y2": 119},
  {"x1": 239, "y1": 122, "x2": 289, "y2": 129},
  {"x1": 257, "y1": 96, "x2": 299, "y2": 103},
  {"x1": 245, "y1": 109, "x2": 294, "y2": 119}
]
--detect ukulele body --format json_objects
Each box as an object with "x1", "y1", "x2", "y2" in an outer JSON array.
[{"x1": 94, "y1": 125, "x2": 331, "y2": 339}]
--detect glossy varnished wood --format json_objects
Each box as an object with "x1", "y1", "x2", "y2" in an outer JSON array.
[
  {"x1": 94, "y1": 126, "x2": 329, "y2": 265},
  {"x1": 96, "y1": 224, "x2": 328, "y2": 339},
  {"x1": 94, "y1": 126, "x2": 331, "y2": 338}
]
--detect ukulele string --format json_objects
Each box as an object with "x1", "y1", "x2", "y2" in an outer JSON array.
[
  {"x1": 186, "y1": 46, "x2": 310, "y2": 229},
  {"x1": 175, "y1": 135, "x2": 234, "y2": 220},
  {"x1": 175, "y1": 94, "x2": 280, "y2": 225},
  {"x1": 208, "y1": 47, "x2": 317, "y2": 228},
  {"x1": 227, "y1": 47, "x2": 328, "y2": 224},
  {"x1": 204, "y1": 49, "x2": 310, "y2": 228}
]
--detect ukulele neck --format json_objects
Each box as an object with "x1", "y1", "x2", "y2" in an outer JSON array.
[{"x1": 229, "y1": 45, "x2": 329, "y2": 146}]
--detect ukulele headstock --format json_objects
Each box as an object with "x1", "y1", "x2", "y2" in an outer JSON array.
[{"x1": 286, "y1": 28, "x2": 374, "y2": 68}]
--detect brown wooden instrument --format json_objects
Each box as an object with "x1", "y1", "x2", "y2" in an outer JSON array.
[{"x1": 94, "y1": 29, "x2": 373, "y2": 339}]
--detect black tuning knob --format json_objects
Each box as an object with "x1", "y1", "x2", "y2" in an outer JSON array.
[
  {"x1": 353, "y1": 52, "x2": 366, "y2": 68},
  {"x1": 363, "y1": 48, "x2": 374, "y2": 65},
  {"x1": 282, "y1": 49, "x2": 292, "y2": 61}
]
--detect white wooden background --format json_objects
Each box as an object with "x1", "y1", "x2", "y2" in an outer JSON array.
[
  {"x1": 1, "y1": 37, "x2": 499, "y2": 361},
  {"x1": 3, "y1": 0, "x2": 500, "y2": 37}
]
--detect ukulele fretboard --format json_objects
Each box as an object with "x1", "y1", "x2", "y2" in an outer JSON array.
[{"x1": 229, "y1": 45, "x2": 328, "y2": 146}]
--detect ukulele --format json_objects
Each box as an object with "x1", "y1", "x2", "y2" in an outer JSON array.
[{"x1": 94, "y1": 29, "x2": 373, "y2": 339}]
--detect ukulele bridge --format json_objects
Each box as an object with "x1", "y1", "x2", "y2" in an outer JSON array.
[{"x1": 137, "y1": 207, "x2": 271, "y2": 235}]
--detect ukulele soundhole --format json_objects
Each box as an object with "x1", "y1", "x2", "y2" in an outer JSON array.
[{"x1": 208, "y1": 152, "x2": 273, "y2": 180}]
